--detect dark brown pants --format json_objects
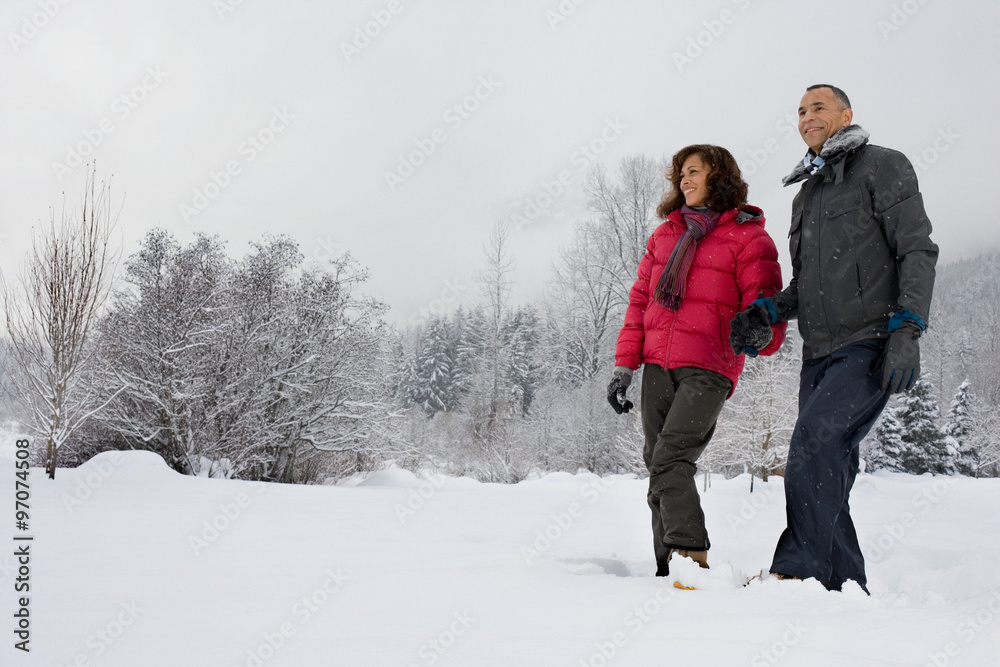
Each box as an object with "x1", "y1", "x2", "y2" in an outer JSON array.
[{"x1": 641, "y1": 364, "x2": 731, "y2": 574}]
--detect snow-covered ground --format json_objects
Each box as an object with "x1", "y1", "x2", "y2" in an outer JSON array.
[{"x1": 1, "y1": 443, "x2": 999, "y2": 667}]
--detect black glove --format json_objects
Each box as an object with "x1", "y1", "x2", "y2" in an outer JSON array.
[
  {"x1": 729, "y1": 301, "x2": 773, "y2": 356},
  {"x1": 876, "y1": 320, "x2": 922, "y2": 393},
  {"x1": 607, "y1": 369, "x2": 634, "y2": 415}
]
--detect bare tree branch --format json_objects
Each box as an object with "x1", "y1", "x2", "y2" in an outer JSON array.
[{"x1": 1, "y1": 165, "x2": 121, "y2": 478}]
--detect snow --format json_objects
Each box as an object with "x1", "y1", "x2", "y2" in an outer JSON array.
[{"x1": 2, "y1": 448, "x2": 1000, "y2": 666}]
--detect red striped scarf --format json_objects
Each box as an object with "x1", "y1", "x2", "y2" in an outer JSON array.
[{"x1": 653, "y1": 206, "x2": 720, "y2": 310}]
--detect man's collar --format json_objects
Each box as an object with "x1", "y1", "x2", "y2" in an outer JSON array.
[{"x1": 783, "y1": 125, "x2": 870, "y2": 186}]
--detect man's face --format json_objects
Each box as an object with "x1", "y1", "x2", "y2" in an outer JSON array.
[{"x1": 797, "y1": 87, "x2": 853, "y2": 154}]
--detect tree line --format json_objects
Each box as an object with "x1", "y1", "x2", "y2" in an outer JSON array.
[{"x1": 3, "y1": 162, "x2": 997, "y2": 482}]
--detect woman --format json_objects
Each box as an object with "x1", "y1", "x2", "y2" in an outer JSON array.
[{"x1": 606, "y1": 144, "x2": 786, "y2": 577}]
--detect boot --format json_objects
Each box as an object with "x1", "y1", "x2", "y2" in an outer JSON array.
[{"x1": 671, "y1": 549, "x2": 709, "y2": 569}]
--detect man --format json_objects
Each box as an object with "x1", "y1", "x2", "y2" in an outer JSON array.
[{"x1": 729, "y1": 84, "x2": 938, "y2": 592}]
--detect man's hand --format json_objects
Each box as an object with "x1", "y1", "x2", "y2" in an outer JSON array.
[
  {"x1": 729, "y1": 301, "x2": 773, "y2": 357},
  {"x1": 607, "y1": 368, "x2": 634, "y2": 415},
  {"x1": 876, "y1": 320, "x2": 922, "y2": 393}
]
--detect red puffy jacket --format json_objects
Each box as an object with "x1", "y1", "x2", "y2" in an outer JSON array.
[{"x1": 614, "y1": 205, "x2": 786, "y2": 394}]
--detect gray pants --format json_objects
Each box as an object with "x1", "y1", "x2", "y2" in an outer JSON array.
[{"x1": 641, "y1": 364, "x2": 731, "y2": 574}]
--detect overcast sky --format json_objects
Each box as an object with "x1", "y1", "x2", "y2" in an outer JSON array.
[{"x1": 2, "y1": 0, "x2": 997, "y2": 324}]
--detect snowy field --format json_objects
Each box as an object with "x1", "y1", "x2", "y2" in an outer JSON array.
[{"x1": 2, "y1": 444, "x2": 999, "y2": 667}]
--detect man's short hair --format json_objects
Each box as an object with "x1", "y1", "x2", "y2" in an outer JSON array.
[{"x1": 806, "y1": 84, "x2": 851, "y2": 110}]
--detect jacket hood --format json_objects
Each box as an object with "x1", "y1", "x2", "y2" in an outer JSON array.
[
  {"x1": 783, "y1": 124, "x2": 870, "y2": 186},
  {"x1": 735, "y1": 205, "x2": 764, "y2": 226}
]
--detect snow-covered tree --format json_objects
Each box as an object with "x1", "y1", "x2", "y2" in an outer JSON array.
[
  {"x1": 943, "y1": 379, "x2": 979, "y2": 476},
  {"x1": 538, "y1": 155, "x2": 663, "y2": 389},
  {"x1": 710, "y1": 332, "x2": 799, "y2": 485},
  {"x1": 895, "y1": 380, "x2": 954, "y2": 475},
  {"x1": 461, "y1": 220, "x2": 526, "y2": 482},
  {"x1": 968, "y1": 395, "x2": 1000, "y2": 478},
  {"x1": 95, "y1": 230, "x2": 391, "y2": 482},
  {"x1": 407, "y1": 316, "x2": 456, "y2": 415},
  {"x1": 230, "y1": 248, "x2": 390, "y2": 482},
  {"x1": 97, "y1": 230, "x2": 229, "y2": 475},
  {"x1": 545, "y1": 226, "x2": 618, "y2": 386},
  {"x1": 866, "y1": 401, "x2": 907, "y2": 473},
  {"x1": 0, "y1": 337, "x2": 19, "y2": 423},
  {"x1": 1, "y1": 168, "x2": 120, "y2": 478},
  {"x1": 522, "y1": 374, "x2": 639, "y2": 476},
  {"x1": 450, "y1": 306, "x2": 477, "y2": 399},
  {"x1": 503, "y1": 305, "x2": 542, "y2": 415},
  {"x1": 584, "y1": 154, "x2": 665, "y2": 310}
]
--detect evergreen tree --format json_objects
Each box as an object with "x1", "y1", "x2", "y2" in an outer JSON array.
[
  {"x1": 866, "y1": 404, "x2": 906, "y2": 472},
  {"x1": 944, "y1": 379, "x2": 979, "y2": 476},
  {"x1": 408, "y1": 316, "x2": 456, "y2": 416},
  {"x1": 503, "y1": 305, "x2": 542, "y2": 415},
  {"x1": 384, "y1": 332, "x2": 409, "y2": 405},
  {"x1": 428, "y1": 316, "x2": 458, "y2": 412},
  {"x1": 396, "y1": 341, "x2": 422, "y2": 410},
  {"x1": 449, "y1": 306, "x2": 477, "y2": 401},
  {"x1": 895, "y1": 380, "x2": 954, "y2": 475}
]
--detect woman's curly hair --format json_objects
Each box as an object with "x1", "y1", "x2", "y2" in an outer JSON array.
[{"x1": 655, "y1": 144, "x2": 749, "y2": 218}]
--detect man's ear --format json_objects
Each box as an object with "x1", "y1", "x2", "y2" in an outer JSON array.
[{"x1": 842, "y1": 107, "x2": 854, "y2": 127}]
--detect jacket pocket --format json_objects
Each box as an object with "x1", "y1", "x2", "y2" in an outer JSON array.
[
  {"x1": 825, "y1": 187, "x2": 864, "y2": 218},
  {"x1": 788, "y1": 210, "x2": 802, "y2": 238}
]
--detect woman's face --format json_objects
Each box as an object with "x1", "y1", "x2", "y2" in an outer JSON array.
[{"x1": 679, "y1": 154, "x2": 710, "y2": 208}]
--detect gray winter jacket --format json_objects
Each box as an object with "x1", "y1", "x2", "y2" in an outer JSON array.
[{"x1": 770, "y1": 125, "x2": 938, "y2": 360}]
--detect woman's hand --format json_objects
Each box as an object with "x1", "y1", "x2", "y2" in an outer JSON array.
[
  {"x1": 729, "y1": 301, "x2": 774, "y2": 356},
  {"x1": 607, "y1": 368, "x2": 634, "y2": 414}
]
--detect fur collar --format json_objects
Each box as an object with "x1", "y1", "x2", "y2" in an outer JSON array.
[{"x1": 783, "y1": 124, "x2": 870, "y2": 185}]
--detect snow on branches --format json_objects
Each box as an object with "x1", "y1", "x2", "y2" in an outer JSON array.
[{"x1": 94, "y1": 230, "x2": 393, "y2": 482}]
